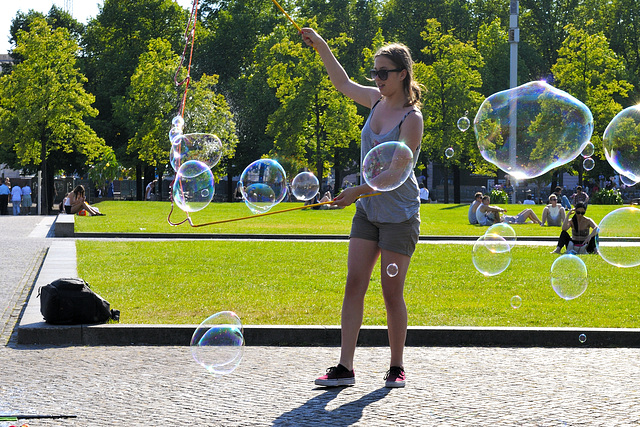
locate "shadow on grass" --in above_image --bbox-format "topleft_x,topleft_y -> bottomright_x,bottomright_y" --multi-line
438,204 -> 468,210
272,386 -> 391,426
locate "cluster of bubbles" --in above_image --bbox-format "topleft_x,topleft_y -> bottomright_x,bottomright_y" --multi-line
191,311 -> 244,375
472,223 -> 516,276
362,141 -> 414,192
581,141 -> 595,170
474,81 -> 594,180
603,105 -> 640,186
472,223 -> 516,277
237,159 -> 289,214
169,115 -> 223,212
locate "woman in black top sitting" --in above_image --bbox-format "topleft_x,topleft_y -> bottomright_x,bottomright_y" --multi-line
550,202 -> 598,254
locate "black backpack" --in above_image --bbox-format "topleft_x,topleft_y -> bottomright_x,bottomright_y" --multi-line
39,278 -> 120,324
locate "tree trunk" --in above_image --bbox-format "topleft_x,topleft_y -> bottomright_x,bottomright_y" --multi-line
136,164 -> 143,201
40,132 -> 49,215
453,165 -> 461,204
226,164 -> 234,202
443,165 -> 450,204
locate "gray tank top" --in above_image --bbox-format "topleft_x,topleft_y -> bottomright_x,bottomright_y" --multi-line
357,99 -> 421,223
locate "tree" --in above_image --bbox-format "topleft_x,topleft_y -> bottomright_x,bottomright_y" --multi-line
3,6 -> 84,74
265,26 -> 363,186
0,18 -> 112,213
415,19 -> 485,203
82,0 -> 187,161
552,23 -> 634,184
114,38 -> 238,199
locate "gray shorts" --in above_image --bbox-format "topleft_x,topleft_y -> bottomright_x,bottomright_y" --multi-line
350,207 -> 420,257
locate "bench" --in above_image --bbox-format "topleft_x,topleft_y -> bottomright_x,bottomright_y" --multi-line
54,213 -> 75,237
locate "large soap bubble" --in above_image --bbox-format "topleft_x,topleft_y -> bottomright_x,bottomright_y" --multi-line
550,254 -> 588,300
291,172 -> 319,201
172,160 -> 215,213
603,105 -> 640,183
485,222 -> 517,249
362,141 -> 414,192
191,311 -> 244,376
474,81 -> 594,180
239,159 -> 287,214
597,207 -> 640,268
170,133 -> 223,172
472,234 -> 512,276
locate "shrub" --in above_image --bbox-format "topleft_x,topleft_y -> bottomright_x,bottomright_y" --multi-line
590,188 -> 623,205
490,189 -> 509,204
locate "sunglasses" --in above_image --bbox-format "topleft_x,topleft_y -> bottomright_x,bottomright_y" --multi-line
575,211 -> 586,215
369,68 -> 403,81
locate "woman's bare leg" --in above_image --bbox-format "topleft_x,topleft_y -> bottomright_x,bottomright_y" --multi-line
380,249 -> 411,368
338,238 -> 380,370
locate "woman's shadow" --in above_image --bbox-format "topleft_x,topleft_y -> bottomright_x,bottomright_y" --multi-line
272,386 -> 391,426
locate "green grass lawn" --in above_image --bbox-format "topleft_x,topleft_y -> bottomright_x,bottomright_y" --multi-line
80,200 -> 624,237
77,240 -> 640,328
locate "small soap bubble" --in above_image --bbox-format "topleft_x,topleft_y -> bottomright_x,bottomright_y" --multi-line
172,160 -> 215,213
362,141 -> 414,192
291,172 -> 320,201
472,234 -> 512,276
169,126 -> 182,144
172,115 -> 185,129
550,254 -> 588,300
581,141 -> 594,158
510,295 -> 522,309
445,147 -> 455,159
603,105 -> 640,183
579,333 -> 587,343
597,207 -> 640,268
486,222 -> 517,248
620,174 -> 637,187
170,133 -> 223,172
386,263 -> 399,277
457,111 -> 470,132
583,157 -> 595,171
239,159 -> 287,214
191,311 -> 244,376
474,81 -> 593,180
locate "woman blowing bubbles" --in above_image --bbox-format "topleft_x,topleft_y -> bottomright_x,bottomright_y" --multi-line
301,28 -> 423,388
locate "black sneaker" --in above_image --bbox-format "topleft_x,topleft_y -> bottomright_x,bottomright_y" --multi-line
315,364 -> 355,387
384,366 -> 405,388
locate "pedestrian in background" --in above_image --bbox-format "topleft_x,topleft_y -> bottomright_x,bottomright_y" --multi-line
21,183 -> 32,215
11,183 -> 22,215
0,179 -> 9,215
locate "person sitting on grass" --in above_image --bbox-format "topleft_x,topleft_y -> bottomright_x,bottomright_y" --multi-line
476,195 -> 542,226
540,194 -> 565,227
63,185 -> 104,216
468,192 -> 483,224
551,202 -> 598,254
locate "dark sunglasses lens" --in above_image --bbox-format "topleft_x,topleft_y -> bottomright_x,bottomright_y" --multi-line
576,211 -> 585,214
370,70 -> 388,80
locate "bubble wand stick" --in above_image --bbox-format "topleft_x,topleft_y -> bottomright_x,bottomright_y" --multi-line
269,0 -> 318,52
167,192 -> 380,227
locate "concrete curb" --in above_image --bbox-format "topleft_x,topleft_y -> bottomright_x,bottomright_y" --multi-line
17,228 -> 640,347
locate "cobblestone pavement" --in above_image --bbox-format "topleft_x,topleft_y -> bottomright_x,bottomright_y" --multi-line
2,217 -> 640,426
0,216 -> 51,345
1,345 -> 640,426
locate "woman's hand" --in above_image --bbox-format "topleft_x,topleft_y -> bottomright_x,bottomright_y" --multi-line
331,187 -> 362,207
300,28 -> 323,49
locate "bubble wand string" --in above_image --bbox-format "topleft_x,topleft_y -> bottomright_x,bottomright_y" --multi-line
167,192 -> 381,227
